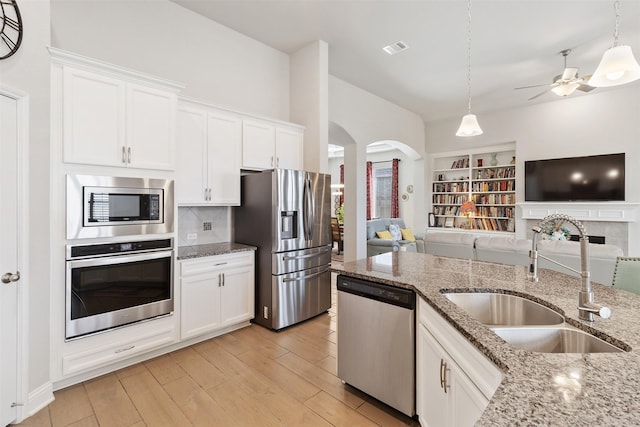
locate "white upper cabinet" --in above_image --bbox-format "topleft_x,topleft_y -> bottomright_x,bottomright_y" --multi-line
242,119 -> 276,170
63,67 -> 126,168
56,50 -> 183,171
176,100 -> 242,205
275,127 -> 304,170
242,119 -> 304,170
126,83 -> 176,170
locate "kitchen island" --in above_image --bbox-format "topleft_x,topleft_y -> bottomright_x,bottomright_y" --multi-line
332,251 -> 640,425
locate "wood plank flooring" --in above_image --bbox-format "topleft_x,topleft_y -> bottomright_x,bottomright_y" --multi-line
15,273 -> 419,427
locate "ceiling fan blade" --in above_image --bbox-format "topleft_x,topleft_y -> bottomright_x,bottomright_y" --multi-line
514,83 -> 549,90
561,67 -> 579,81
578,84 -> 596,93
528,89 -> 550,101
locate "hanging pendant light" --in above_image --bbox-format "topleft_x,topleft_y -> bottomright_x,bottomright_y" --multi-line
456,0 -> 483,137
590,0 -> 640,87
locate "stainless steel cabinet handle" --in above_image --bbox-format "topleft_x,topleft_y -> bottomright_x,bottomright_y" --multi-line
127,147 -> 132,164
276,157 -> 280,167
204,188 -> 208,200
271,156 -> 274,167
1,271 -> 20,284
122,146 -> 126,163
440,358 -> 450,393
221,272 -> 225,286
218,273 -> 222,287
208,188 -> 212,200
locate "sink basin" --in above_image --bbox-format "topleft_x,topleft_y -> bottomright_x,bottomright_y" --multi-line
491,326 -> 624,353
444,292 -> 564,326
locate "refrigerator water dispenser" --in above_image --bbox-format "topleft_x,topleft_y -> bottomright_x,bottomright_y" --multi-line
280,211 -> 298,239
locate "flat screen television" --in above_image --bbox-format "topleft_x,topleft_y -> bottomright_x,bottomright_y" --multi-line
525,153 -> 625,202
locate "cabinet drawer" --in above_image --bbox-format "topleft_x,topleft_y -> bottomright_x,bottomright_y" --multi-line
62,324 -> 175,376
181,252 -> 253,276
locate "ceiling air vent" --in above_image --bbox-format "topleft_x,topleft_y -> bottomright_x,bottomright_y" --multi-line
382,41 -> 409,55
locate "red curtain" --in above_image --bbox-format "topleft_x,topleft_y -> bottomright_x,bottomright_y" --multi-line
391,158 -> 399,218
339,164 -> 344,206
366,161 -> 373,220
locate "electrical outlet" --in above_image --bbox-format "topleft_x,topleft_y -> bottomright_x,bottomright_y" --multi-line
203,221 -> 212,231
187,233 -> 197,240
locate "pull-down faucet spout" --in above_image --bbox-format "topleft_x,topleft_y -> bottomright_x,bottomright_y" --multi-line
528,214 -> 611,322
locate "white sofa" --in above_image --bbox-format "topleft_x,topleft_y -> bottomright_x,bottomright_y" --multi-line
537,240 -> 624,285
423,232 -> 476,259
475,236 -> 532,266
422,231 -> 623,286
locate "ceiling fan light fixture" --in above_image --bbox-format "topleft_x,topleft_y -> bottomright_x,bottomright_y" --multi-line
590,45 -> 640,87
551,82 -> 580,97
590,1 -> 640,87
456,114 -> 483,136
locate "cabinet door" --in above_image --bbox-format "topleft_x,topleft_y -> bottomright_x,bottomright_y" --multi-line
275,127 -> 303,170
63,66 -> 126,167
242,120 -> 275,170
219,261 -> 254,326
450,364 -> 489,427
180,272 -> 222,339
127,83 -> 176,170
417,324 -> 450,427
176,106 -> 208,204
208,112 -> 242,205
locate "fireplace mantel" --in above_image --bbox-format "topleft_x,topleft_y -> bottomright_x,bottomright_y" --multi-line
518,202 -> 640,223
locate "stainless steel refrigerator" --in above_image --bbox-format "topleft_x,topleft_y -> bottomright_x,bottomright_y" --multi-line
234,169 -> 332,330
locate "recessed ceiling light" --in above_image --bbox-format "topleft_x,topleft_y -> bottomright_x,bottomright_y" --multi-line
382,41 -> 409,55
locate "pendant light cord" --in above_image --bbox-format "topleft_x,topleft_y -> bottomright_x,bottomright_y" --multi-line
612,0 -> 620,47
466,0 -> 472,114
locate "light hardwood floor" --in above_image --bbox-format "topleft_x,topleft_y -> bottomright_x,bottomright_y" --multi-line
16,272 -> 419,427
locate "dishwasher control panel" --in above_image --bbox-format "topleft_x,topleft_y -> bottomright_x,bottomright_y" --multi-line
336,275 -> 415,309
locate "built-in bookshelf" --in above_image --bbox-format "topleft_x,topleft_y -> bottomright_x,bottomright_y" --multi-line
430,148 -> 516,233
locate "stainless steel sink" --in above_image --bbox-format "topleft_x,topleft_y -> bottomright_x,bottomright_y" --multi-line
444,292 -> 564,326
491,326 -> 624,353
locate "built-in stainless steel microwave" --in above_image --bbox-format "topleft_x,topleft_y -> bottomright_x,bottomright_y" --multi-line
67,175 -> 174,239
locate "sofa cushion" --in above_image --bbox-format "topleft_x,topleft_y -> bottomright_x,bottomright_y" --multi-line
538,240 -> 623,259
475,236 -> 531,252
388,224 -> 402,241
425,232 -> 476,246
401,228 -> 416,242
366,218 -> 407,240
376,230 -> 392,240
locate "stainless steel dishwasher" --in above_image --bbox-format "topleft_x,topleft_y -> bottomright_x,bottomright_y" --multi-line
337,275 -> 416,417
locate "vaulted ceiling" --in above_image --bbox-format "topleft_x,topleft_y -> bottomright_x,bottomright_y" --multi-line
173,0 -> 640,122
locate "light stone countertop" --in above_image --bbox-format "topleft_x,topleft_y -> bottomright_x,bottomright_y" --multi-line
331,251 -> 640,425
177,242 -> 256,260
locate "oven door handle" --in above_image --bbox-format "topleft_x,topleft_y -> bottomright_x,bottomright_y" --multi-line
66,249 -> 173,268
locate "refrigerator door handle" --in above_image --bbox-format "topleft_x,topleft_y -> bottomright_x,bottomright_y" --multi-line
282,248 -> 330,261
303,176 -> 315,242
282,267 -> 330,283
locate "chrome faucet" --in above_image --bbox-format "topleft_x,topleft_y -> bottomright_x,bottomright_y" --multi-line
528,214 -> 611,322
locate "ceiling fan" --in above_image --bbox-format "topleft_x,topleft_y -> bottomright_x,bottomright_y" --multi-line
515,49 -> 596,100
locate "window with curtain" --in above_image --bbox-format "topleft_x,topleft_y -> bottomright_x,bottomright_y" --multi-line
372,162 -> 392,218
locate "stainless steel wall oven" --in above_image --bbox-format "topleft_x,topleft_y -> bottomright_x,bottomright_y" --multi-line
66,174 -> 174,239
65,238 -> 174,340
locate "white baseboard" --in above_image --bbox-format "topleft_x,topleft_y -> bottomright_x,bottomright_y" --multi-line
18,382 -> 54,423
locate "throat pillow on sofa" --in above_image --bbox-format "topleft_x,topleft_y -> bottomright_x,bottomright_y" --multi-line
388,224 -> 402,241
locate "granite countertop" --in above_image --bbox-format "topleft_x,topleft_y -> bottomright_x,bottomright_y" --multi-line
332,251 -> 640,425
177,242 -> 256,260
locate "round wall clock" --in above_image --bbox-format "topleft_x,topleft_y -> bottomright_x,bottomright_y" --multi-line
0,0 -> 23,60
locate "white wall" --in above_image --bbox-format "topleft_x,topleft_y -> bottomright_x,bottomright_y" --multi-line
51,0 -> 290,121
290,41 -> 329,173
0,0 -> 52,413
328,75 -> 426,260
426,86 -> 640,250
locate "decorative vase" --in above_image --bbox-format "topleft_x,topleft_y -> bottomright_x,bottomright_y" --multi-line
490,153 -> 498,166
510,156 -> 516,165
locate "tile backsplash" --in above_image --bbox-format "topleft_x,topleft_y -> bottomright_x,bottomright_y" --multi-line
178,206 -> 231,247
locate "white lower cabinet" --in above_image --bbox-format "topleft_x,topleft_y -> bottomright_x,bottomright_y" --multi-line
180,251 -> 255,339
417,298 -> 503,427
